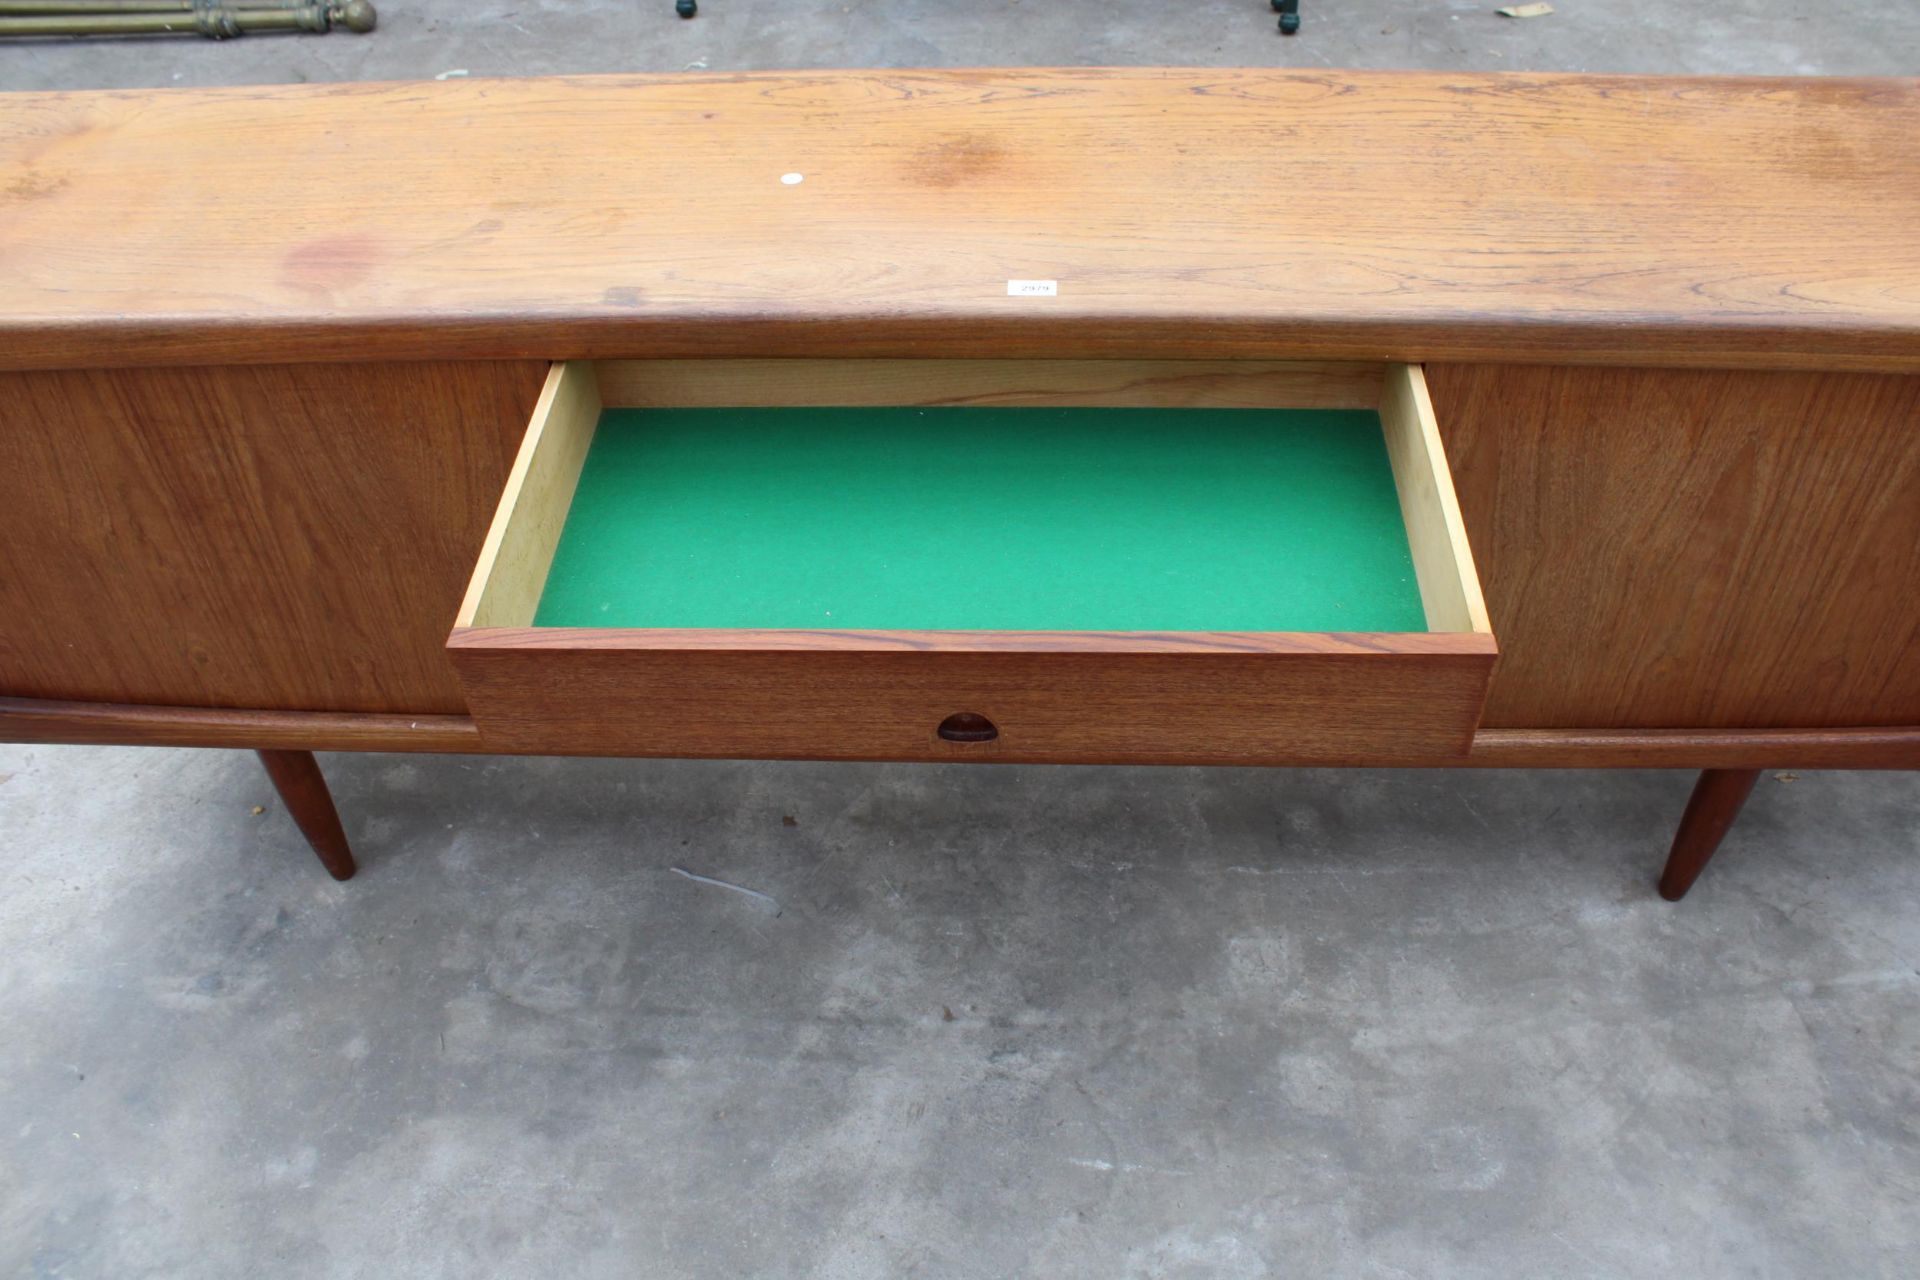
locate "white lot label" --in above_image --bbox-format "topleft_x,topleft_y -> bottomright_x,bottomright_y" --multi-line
1006,279 -> 1059,297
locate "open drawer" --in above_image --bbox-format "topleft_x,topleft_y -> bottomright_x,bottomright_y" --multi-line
448,360 -> 1496,765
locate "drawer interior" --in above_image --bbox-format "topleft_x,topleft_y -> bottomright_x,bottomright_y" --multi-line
456,359 -> 1490,639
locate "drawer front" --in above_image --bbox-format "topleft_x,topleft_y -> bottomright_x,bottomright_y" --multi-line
448,630 -> 1495,764
449,359 -> 1496,764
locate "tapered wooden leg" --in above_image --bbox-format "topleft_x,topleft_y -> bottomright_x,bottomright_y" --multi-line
256,749 -> 357,881
1658,768 -> 1760,901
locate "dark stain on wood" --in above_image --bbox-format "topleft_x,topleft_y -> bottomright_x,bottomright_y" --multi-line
909,133 -> 1006,188
4,169 -> 69,201
279,233 -> 386,296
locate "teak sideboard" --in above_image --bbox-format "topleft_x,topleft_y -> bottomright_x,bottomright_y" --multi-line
3,70 -> 1917,898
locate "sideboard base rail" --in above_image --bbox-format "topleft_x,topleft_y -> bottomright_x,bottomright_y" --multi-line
3,698 -> 1917,769
4,697 -> 1913,894
0,698 -> 481,753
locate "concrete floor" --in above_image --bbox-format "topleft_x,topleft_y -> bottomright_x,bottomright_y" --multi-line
3,3 -> 1919,1277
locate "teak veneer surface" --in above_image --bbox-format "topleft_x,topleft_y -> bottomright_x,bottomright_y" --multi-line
0,362 -> 546,712
444,633 -> 1497,764
1430,364 -> 1920,729
3,70 -> 1919,371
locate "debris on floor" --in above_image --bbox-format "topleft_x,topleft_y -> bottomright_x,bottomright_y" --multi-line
1498,3 -> 1554,15
670,865 -> 783,915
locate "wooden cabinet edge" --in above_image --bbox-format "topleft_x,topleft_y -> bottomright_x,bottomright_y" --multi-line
0,698 -> 481,753
5,697 -> 1917,769
6,323 -> 1920,378
1464,728 -> 1920,770
445,627 -> 1501,656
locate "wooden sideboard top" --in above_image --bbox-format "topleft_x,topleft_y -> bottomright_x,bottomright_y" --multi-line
2,68 -> 1918,371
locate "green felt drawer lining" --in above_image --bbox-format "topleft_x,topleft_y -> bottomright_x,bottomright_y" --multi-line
531,405 -> 1428,633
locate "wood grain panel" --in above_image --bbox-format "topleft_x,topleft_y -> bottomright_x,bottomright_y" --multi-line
3,71 -> 1918,372
447,629 -> 1496,765
0,362 -> 546,712
1431,365 -> 1920,729
593,359 -> 1384,409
